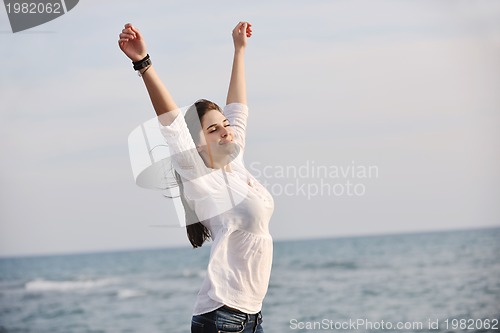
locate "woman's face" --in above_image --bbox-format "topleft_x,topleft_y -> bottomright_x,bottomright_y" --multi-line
197,109 -> 237,167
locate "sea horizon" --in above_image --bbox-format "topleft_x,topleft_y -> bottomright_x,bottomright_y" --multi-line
1,224 -> 498,260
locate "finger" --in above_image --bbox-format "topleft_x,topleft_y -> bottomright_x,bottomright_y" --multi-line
122,28 -> 136,38
235,21 -> 246,34
119,32 -> 135,39
129,25 -> 142,39
119,36 -> 133,42
243,21 -> 252,30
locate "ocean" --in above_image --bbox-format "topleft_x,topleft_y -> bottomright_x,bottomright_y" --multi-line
0,227 -> 499,333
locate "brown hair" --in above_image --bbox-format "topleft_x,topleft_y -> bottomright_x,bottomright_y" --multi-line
175,99 -> 222,248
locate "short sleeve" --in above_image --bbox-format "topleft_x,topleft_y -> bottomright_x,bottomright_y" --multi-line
224,103 -> 248,151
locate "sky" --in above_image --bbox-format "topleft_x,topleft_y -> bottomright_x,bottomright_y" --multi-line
1,0 -> 499,257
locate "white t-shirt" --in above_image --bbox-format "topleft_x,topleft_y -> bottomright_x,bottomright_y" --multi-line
158,103 -> 274,315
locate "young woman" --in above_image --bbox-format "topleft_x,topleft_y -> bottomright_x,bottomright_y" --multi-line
118,22 -> 274,333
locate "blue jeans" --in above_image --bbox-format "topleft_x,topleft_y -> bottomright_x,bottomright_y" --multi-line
191,305 -> 264,333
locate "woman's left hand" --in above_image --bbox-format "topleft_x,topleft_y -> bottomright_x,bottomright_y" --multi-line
232,21 -> 252,50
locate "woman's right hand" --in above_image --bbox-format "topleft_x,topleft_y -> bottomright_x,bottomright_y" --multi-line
118,23 -> 148,62
232,21 -> 252,51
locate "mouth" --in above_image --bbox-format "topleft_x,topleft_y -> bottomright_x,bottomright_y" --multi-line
219,138 -> 233,145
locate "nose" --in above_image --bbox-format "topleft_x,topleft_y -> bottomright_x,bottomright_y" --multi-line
221,126 -> 229,138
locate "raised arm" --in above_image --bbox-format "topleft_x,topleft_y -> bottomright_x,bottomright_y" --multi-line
226,22 -> 252,105
118,23 -> 179,125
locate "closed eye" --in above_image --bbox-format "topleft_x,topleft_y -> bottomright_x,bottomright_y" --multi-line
208,119 -> 231,133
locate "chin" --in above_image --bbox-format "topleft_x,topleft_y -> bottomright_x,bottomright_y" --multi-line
220,142 -> 239,158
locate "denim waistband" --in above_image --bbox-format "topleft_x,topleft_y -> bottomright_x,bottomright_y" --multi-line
193,305 -> 262,333
217,305 -> 262,333
219,305 -> 261,318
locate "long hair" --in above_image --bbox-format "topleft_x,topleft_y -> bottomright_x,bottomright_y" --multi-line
176,99 -> 223,248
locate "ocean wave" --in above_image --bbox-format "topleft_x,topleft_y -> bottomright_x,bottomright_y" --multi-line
180,269 -> 206,278
116,289 -> 147,299
292,260 -> 358,270
24,278 -> 118,292
160,269 -> 207,279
